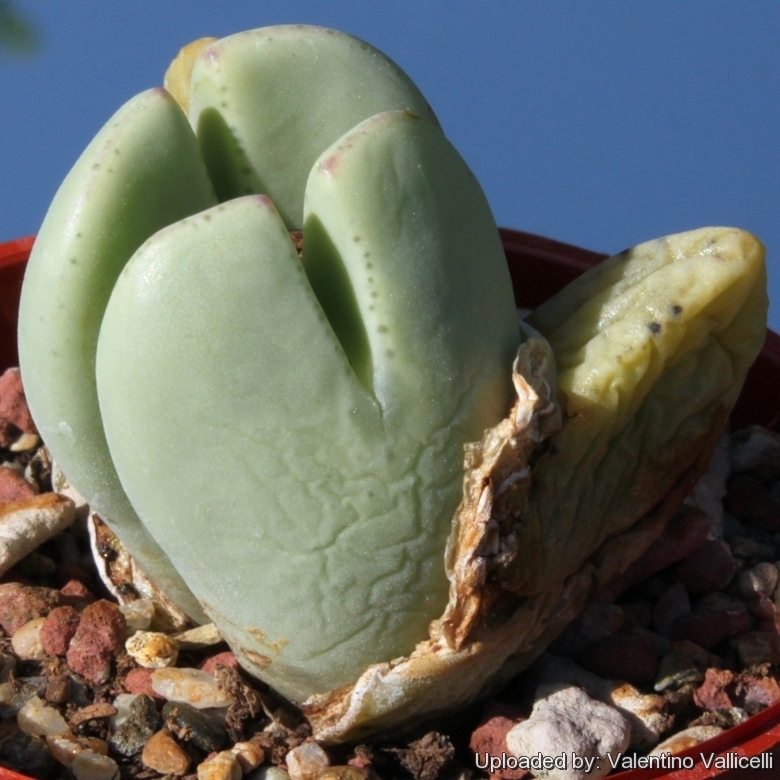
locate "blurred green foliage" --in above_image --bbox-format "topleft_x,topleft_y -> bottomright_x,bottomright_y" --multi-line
0,1 -> 40,56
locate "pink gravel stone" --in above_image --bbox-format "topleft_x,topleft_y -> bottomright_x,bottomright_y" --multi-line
0,466 -> 37,503
40,605 -> 81,656
0,368 -> 36,434
469,704 -> 528,780
736,672 -> 780,708
675,540 -> 736,594
348,755 -> 372,769
580,633 -> 658,684
693,668 -> 735,710
56,562 -> 94,587
670,609 -> 752,648
59,578 -> 95,605
0,582 -> 60,635
199,651 -> 239,674
124,667 -> 165,701
66,600 -> 127,684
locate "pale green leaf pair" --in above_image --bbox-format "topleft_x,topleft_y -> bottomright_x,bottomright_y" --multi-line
18,26 -> 519,700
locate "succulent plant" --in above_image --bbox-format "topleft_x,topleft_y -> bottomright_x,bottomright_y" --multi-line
17,24 -> 767,743
18,24 -> 518,703
17,25 -> 456,630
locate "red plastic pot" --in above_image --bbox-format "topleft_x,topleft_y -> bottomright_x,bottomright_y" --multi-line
1,231 -> 779,779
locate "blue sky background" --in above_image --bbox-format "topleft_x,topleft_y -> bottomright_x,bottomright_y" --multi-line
2,1 -> 779,328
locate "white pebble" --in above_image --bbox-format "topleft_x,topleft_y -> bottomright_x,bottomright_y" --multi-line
47,734 -> 108,768
247,769 -> 291,780
649,725 -> 723,756
0,682 -> 15,709
109,693 -> 140,729
10,432 -> 40,452
731,426 -> 780,473
246,766 -> 290,780
0,493 -> 75,577
119,599 -> 155,634
174,622 -> 223,650
151,667 -> 234,709
527,654 -> 671,750
506,685 -> 630,780
11,617 -> 47,661
72,751 -> 120,780
126,631 -> 179,668
286,742 -> 331,780
17,695 -> 69,736
739,562 -> 779,598
198,750 -> 242,780
47,733 -> 84,768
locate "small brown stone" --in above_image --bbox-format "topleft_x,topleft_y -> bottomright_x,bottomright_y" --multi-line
44,675 -> 71,704
670,609 -> 751,648
675,540 -> 736,594
0,582 -> 60,635
385,731 -> 455,780
318,768 -> 371,780
69,702 -> 118,727
141,728 -> 191,775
